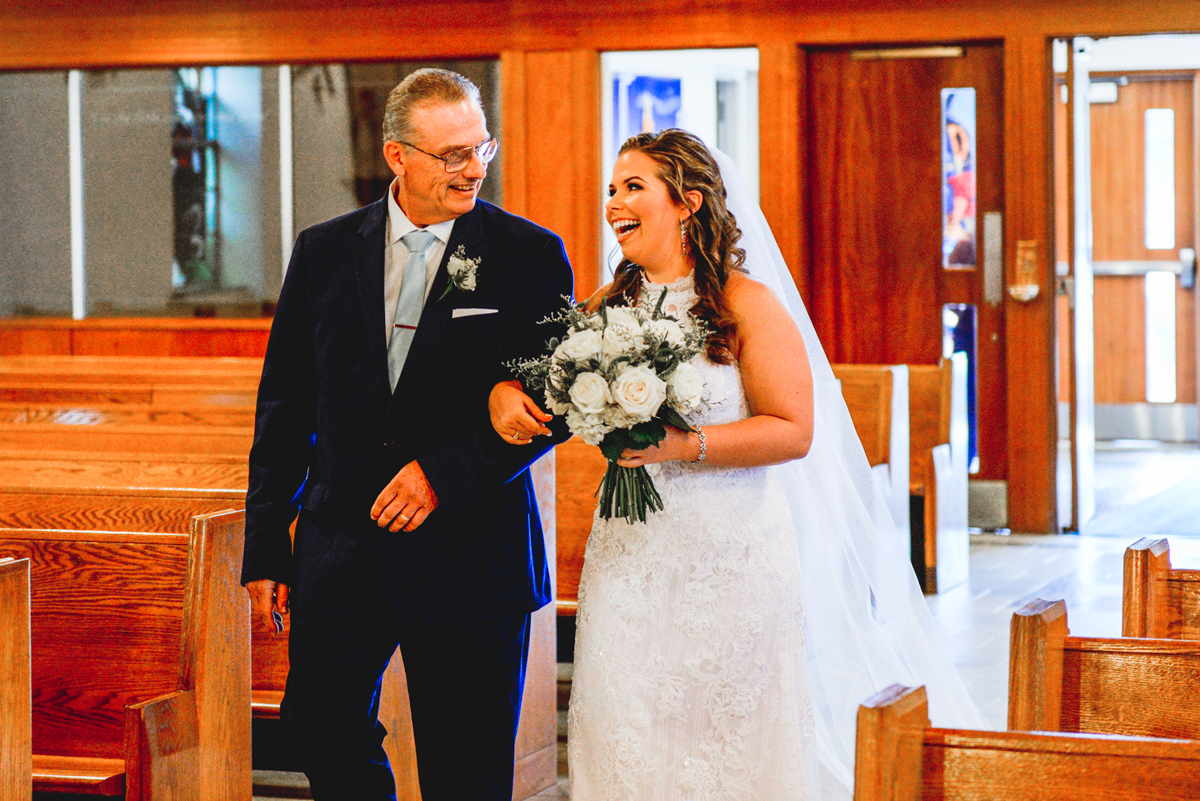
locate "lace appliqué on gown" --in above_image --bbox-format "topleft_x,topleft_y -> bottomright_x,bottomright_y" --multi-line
568,275 -> 815,800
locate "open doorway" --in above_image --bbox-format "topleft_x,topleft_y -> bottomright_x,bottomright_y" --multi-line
1056,35 -> 1200,535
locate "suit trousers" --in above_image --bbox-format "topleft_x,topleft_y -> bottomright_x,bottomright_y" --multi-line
280,515 -> 532,801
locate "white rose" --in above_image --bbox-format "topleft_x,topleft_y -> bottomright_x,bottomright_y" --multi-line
601,307 -> 646,357
610,365 -> 667,421
667,363 -> 704,411
569,371 -> 611,415
555,328 -> 603,364
544,387 -> 570,416
566,407 -> 613,446
646,318 -> 685,347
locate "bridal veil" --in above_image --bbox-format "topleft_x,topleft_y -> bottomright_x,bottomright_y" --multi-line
707,147 -> 986,799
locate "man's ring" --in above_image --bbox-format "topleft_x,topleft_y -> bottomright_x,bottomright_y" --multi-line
398,514 -> 410,523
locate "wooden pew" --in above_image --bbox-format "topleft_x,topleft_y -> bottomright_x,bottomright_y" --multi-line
0,355 -> 263,384
0,421 -> 253,455
0,511 -> 250,800
855,683 -> 1200,801
907,353 -> 968,594
0,450 -> 249,491
1123,537 -> 1200,639
0,556 -> 32,801
1009,597 -> 1200,738
554,436 -> 607,615
0,485 -> 245,532
0,318 -> 271,359
831,364 -> 910,552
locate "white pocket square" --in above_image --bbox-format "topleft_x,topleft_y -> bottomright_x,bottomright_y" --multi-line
452,308 -> 499,318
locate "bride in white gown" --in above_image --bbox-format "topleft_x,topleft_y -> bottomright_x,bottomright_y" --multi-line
490,129 -> 983,800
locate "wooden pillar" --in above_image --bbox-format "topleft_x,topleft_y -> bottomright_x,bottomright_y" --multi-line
1003,35 -> 1059,533
502,49 -> 602,299
758,42 -> 808,300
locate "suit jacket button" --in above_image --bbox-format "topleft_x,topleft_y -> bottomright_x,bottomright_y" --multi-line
382,437 -> 395,447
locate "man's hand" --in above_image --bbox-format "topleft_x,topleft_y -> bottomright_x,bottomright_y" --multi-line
371,460 -> 439,532
490,380 -> 553,445
246,578 -> 289,634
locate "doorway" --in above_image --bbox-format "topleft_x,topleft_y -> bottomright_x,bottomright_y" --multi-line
1056,35 -> 1200,533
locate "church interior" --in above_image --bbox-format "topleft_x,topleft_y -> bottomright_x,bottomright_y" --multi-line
1,1 -> 1199,798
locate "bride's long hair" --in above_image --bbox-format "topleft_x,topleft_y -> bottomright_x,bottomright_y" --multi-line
603,129 -> 746,365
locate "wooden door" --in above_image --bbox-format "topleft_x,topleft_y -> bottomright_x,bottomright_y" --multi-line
806,44 -> 1006,479
1089,72 -> 1197,415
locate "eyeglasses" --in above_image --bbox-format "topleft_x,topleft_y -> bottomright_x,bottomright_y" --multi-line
399,138 -> 499,173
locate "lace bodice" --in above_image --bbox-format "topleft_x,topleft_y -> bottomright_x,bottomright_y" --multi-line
568,271 -> 814,800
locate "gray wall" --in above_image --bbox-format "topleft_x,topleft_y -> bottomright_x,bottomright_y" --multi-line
0,72 -> 72,316
81,69 -> 175,314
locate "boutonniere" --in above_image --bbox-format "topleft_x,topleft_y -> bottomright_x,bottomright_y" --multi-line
438,245 -> 481,301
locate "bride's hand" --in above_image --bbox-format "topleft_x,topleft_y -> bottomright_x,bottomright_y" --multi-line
617,426 -> 697,467
490,380 -> 553,445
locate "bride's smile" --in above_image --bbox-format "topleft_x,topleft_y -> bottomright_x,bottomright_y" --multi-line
606,150 -> 698,283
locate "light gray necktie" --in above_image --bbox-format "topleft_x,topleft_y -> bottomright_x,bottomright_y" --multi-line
387,230 -> 437,391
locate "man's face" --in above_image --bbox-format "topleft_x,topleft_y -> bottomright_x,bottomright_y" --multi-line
385,99 -> 489,226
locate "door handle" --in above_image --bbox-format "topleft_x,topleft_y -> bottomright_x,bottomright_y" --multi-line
1181,248 -> 1197,290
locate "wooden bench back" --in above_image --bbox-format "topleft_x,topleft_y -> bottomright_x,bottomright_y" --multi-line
0,510 -> 250,799
0,422 -> 253,456
0,556 -> 32,801
0,450 -> 249,490
1009,597 -> 1200,739
0,355 -> 263,384
1123,537 -> 1200,639
0,527 -> 191,760
856,683 -> 1200,801
907,361 -> 951,492
0,485 -> 245,533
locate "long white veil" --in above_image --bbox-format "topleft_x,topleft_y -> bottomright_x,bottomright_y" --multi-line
708,148 -> 986,798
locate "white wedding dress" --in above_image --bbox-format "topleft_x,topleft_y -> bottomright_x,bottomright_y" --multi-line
570,275 -> 815,801
568,147 -> 984,801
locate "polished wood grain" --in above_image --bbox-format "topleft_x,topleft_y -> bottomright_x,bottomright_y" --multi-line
806,43 -> 1009,485
0,487 -> 242,532
1003,34 -> 1057,533
759,42 -> 807,299
0,319 -> 271,358
503,49 -> 601,299
0,404 -> 255,428
0,557 -> 31,801
830,365 -> 895,467
0,423 -> 253,456
1123,537 -> 1200,640
29,754 -> 125,795
0,355 -> 262,385
179,510 -> 252,801
858,682 -> 1200,801
124,690 -> 200,801
1010,597 -> 1200,740
0,451 -> 248,491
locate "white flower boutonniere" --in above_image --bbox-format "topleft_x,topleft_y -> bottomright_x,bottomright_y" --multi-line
439,245 -> 481,301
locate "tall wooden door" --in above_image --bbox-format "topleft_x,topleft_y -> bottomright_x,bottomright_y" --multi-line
1089,71 -> 1197,431
806,44 -> 1006,480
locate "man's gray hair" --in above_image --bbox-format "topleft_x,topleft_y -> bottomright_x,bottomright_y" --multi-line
382,68 -> 483,145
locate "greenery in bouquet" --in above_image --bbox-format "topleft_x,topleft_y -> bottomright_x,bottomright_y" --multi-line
507,289 -> 709,523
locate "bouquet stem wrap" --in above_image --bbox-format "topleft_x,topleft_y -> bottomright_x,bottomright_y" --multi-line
596,422 -> 674,523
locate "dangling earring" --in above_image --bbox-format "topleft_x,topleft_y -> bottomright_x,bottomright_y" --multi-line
680,218 -> 690,256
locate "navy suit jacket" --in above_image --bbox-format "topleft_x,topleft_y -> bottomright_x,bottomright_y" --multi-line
241,197 -> 574,623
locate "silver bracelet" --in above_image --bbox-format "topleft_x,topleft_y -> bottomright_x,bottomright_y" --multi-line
693,426 -> 707,462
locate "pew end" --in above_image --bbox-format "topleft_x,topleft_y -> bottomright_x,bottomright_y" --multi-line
0,557 -> 31,801
1010,596 -> 1200,740
857,683 -> 1200,801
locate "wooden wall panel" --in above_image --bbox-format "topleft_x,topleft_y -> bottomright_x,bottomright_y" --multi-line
501,50 -> 601,299
0,319 -> 271,357
759,42 -> 807,300
1004,34 -> 1057,533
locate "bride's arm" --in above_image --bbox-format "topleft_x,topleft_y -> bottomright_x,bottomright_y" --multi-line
617,273 -> 814,468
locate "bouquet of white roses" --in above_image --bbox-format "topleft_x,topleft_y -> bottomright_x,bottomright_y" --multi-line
508,289 -> 708,524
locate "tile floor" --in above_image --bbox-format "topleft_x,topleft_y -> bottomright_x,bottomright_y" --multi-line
253,441 -> 1200,799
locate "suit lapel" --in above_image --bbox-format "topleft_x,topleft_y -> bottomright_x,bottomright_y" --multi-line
354,198 -> 391,400
388,203 -> 484,411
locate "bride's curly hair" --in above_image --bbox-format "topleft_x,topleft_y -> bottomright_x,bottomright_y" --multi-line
602,129 -> 746,365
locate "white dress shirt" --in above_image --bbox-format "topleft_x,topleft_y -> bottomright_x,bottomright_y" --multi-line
384,179 -> 457,347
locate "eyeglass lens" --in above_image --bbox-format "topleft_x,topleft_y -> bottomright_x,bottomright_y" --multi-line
443,139 -> 498,171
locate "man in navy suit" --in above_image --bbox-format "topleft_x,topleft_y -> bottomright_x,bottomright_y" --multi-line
241,68 -> 573,801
